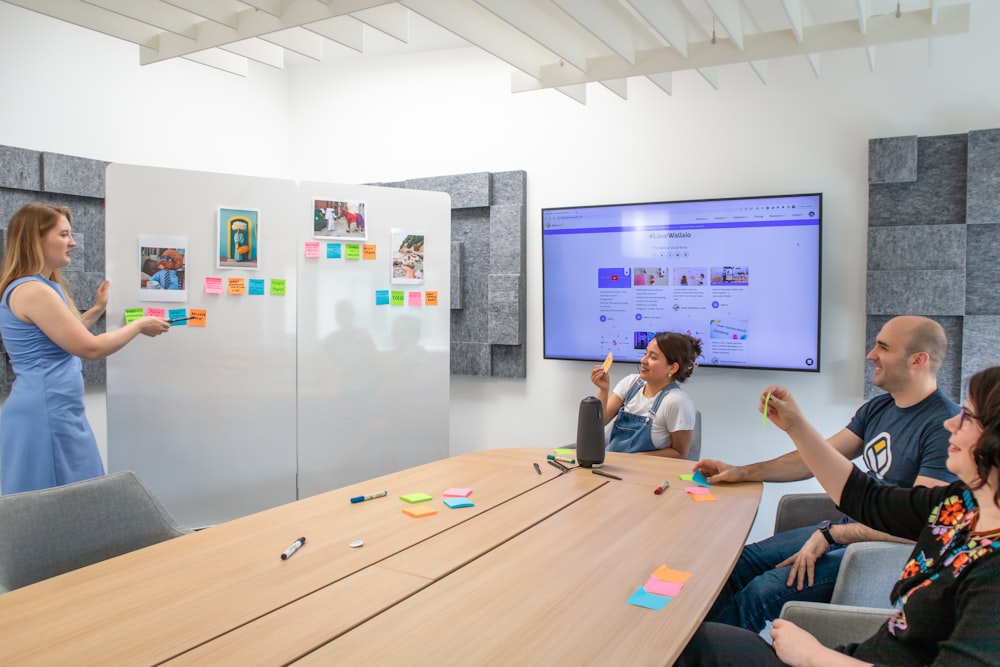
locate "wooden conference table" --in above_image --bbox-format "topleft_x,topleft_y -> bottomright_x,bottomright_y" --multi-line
0,449 -> 761,666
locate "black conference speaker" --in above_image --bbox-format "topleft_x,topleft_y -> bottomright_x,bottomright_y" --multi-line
576,396 -> 605,468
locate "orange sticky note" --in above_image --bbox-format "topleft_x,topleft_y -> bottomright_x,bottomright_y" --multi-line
425,291 -> 439,306
227,278 -> 247,295
362,244 -> 376,260
690,493 -> 718,502
189,309 -> 207,327
403,505 -> 438,518
652,565 -> 692,584
602,352 -> 613,373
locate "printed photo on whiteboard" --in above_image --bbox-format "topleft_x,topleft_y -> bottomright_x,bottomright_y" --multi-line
313,198 -> 367,241
138,235 -> 188,303
391,229 -> 425,285
218,207 -> 259,270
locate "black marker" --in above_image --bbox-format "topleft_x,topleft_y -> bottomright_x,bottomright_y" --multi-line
533,462 -> 542,475
168,316 -> 194,324
547,459 -> 567,474
280,536 -> 306,560
592,469 -> 622,480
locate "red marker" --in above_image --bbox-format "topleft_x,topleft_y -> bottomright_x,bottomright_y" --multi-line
653,480 -> 670,494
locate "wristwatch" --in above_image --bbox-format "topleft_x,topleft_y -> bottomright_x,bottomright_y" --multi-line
817,519 -> 839,547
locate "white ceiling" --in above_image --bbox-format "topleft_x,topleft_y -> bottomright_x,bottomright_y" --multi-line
3,0 -> 972,104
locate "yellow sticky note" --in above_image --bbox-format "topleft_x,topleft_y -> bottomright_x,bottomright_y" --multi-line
403,505 -> 437,518
652,565 -> 692,584
602,352 -> 613,374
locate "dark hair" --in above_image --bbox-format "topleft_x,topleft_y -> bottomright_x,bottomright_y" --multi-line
968,366 -> 1000,509
652,332 -> 702,383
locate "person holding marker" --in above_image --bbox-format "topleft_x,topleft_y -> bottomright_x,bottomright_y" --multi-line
0,203 -> 170,495
678,366 -> 1000,667
694,316 -> 958,633
589,331 -> 702,459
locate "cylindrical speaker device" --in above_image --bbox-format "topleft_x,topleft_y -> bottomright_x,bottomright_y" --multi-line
576,396 -> 606,468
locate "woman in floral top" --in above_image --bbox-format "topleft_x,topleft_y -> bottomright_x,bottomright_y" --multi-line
677,366 -> 1000,666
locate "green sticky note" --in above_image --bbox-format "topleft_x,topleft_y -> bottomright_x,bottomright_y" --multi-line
553,448 -> 574,456
679,474 -> 694,481
400,493 -> 433,504
124,308 -> 144,324
270,279 -> 286,296
345,244 -> 361,260
390,291 -> 405,306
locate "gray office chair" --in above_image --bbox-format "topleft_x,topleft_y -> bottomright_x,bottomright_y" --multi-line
773,492 -> 846,534
0,471 -> 191,594
685,410 -> 702,461
779,541 -> 911,648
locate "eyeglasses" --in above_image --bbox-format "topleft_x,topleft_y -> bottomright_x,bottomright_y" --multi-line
958,407 -> 979,430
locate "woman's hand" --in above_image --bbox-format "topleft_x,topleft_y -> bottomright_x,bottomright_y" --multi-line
136,316 -> 170,337
590,364 -> 610,392
771,619 -> 870,667
93,280 -> 110,312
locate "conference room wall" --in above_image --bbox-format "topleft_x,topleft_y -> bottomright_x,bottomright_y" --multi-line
3,2 -> 1000,541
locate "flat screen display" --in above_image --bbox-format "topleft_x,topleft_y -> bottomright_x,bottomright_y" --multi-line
542,193 -> 822,372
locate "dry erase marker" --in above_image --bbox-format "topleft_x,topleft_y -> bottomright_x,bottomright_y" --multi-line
547,454 -> 576,464
592,469 -> 622,480
350,490 -> 388,504
548,459 -> 567,474
168,316 -> 193,324
654,480 -> 670,494
533,462 -> 542,475
280,536 -> 306,560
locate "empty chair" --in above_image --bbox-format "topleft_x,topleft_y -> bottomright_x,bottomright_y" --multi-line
773,492 -> 846,534
684,410 -> 702,461
0,470 -> 191,593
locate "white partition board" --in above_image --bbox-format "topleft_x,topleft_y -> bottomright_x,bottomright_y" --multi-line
105,164 -> 450,526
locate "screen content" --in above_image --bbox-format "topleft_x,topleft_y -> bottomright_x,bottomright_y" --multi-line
542,193 -> 822,372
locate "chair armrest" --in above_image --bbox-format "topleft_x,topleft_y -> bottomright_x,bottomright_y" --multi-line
830,541 -> 910,606
773,493 -> 845,534
779,601 -> 892,648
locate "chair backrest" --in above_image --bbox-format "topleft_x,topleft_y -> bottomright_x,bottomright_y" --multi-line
685,410 -> 702,461
831,541 -> 912,607
0,471 -> 191,593
773,492 -> 846,534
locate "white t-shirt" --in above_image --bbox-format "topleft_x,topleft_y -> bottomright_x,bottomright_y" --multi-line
605,374 -> 696,450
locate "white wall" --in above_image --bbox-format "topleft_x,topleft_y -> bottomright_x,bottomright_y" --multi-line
3,1 -> 999,541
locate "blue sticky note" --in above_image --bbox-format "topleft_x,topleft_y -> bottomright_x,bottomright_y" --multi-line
443,498 -> 474,509
326,243 -> 342,259
248,279 -> 265,295
375,290 -> 390,305
692,470 -> 712,487
167,308 -> 188,325
627,587 -> 672,610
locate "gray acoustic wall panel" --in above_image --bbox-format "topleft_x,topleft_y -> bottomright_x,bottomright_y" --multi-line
866,130 -> 1000,402
868,135 -> 917,184
966,128 -> 1000,225
451,241 -> 463,309
0,145 -> 108,393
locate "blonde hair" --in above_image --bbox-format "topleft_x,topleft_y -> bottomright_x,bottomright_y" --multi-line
0,203 -> 80,315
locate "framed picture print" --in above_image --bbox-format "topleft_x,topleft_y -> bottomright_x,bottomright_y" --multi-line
218,207 -> 259,269
313,198 -> 367,241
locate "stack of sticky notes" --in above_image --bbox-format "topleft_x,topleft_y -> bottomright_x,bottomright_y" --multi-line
680,470 -> 718,502
443,488 -> 474,509
627,564 -> 693,610
400,492 -> 437,518
553,448 -> 574,457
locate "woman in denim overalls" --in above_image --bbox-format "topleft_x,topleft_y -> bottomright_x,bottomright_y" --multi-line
589,332 -> 702,458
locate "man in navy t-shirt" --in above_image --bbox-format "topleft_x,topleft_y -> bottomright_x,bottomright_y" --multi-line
694,315 -> 958,632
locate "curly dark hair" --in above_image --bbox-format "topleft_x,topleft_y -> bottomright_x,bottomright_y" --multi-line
967,366 -> 1000,509
652,332 -> 703,383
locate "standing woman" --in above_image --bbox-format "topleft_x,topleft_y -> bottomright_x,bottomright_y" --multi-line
0,203 -> 170,495
590,331 -> 702,458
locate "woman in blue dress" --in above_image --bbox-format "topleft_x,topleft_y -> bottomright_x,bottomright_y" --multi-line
0,203 -> 171,494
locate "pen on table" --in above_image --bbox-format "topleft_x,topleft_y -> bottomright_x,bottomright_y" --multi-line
280,536 -> 306,560
168,316 -> 194,323
350,489 -> 388,503
592,469 -> 622,480
654,480 -> 670,494
533,462 -> 542,475
547,459 -> 567,473
546,454 -> 576,464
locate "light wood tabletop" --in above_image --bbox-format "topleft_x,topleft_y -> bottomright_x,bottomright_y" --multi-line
0,449 -> 761,666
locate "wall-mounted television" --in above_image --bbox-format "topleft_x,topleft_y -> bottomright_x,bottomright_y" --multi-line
542,193 -> 822,372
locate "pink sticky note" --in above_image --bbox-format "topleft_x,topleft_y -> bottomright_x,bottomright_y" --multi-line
408,291 -> 423,306
146,308 -> 166,318
442,488 -> 473,498
204,276 -> 223,294
304,241 -> 321,258
644,576 -> 684,597
685,486 -> 711,495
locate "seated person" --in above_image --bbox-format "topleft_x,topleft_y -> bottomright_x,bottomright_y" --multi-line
695,315 -> 957,632
677,366 -> 1000,667
589,331 -> 701,458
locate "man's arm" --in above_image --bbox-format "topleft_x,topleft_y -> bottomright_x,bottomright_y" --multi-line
694,429 -> 864,484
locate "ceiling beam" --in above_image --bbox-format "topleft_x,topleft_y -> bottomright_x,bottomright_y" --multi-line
705,0 -> 745,50
474,0 -> 590,72
302,15 -> 365,53
551,0 -> 637,65
623,0 -> 704,59
351,4 -> 409,43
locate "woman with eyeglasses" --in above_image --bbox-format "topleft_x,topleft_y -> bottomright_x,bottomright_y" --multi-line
676,366 -> 1000,666
0,203 -> 170,495
589,331 -> 702,459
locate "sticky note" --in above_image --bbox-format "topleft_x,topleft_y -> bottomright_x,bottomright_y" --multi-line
652,565 -> 692,584
400,493 -> 433,504
204,277 -> 223,294
685,486 -> 711,495
408,291 -> 422,306
403,505 -> 437,518
189,309 -> 207,327
167,308 -> 187,325
345,244 -> 360,260
304,241 -> 321,258
390,291 -> 404,306
443,488 -> 472,498
443,498 -> 474,509
124,308 -> 143,324
270,279 -> 286,296
375,290 -> 390,305
248,279 -> 265,295
553,449 -> 574,456
227,278 -> 247,295
627,588 -> 671,611
679,474 -> 694,481
644,576 -> 684,597
691,493 -> 718,502
146,308 -> 166,318
326,243 -> 342,259
762,390 -> 772,426
692,470 -> 712,487
425,291 -> 438,306
602,352 -> 613,373
362,244 -> 376,260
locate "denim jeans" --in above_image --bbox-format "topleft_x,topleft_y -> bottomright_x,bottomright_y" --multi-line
705,525 -> 846,632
